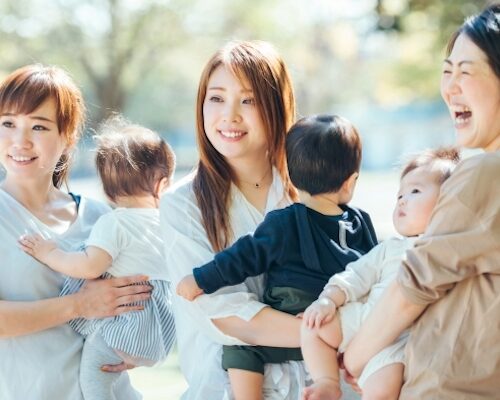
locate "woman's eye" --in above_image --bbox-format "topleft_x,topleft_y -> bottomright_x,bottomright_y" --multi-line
1,121 -> 14,128
208,96 -> 223,103
242,98 -> 255,105
33,125 -> 48,131
442,69 -> 451,75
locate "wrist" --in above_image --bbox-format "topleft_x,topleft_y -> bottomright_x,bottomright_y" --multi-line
318,296 -> 337,310
68,292 -> 83,319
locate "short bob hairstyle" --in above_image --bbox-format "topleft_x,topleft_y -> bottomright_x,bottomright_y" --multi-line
0,64 -> 85,187
286,114 -> 362,195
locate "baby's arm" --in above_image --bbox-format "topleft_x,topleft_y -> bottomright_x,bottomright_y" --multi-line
19,234 -> 111,279
302,285 -> 346,329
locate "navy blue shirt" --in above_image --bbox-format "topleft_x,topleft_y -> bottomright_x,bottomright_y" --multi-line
194,203 -> 378,298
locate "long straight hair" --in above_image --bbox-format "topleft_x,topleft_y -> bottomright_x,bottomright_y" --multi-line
0,64 -> 85,188
193,41 -> 297,251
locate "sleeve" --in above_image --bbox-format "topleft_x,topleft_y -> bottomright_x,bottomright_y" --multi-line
193,213 -> 284,294
160,185 -> 268,345
85,212 -> 124,259
398,155 -> 500,305
326,240 -> 387,302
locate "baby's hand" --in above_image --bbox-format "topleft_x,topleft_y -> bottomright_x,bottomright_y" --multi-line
18,233 -> 57,264
302,297 -> 337,329
176,275 -> 204,301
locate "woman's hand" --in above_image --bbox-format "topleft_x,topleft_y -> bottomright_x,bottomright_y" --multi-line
101,362 -> 135,373
176,274 -> 204,301
302,297 -> 337,329
73,275 -> 152,319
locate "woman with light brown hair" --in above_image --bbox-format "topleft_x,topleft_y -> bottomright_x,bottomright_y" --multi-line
160,41 -> 309,399
0,64 -> 150,399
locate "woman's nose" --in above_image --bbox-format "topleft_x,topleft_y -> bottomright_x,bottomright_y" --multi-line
12,127 -> 33,148
441,71 -> 461,99
222,102 -> 241,123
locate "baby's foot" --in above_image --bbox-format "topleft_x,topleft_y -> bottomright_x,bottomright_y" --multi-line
302,377 -> 342,400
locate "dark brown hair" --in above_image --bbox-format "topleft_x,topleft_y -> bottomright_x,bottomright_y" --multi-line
286,114 -> 362,195
193,40 -> 297,251
400,147 -> 461,183
95,115 -> 175,202
446,4 -> 500,79
0,64 -> 85,187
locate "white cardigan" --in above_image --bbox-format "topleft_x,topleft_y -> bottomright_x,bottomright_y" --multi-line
160,170 -> 309,400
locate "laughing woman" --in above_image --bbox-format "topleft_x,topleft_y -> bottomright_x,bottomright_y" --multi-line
344,4 -> 500,398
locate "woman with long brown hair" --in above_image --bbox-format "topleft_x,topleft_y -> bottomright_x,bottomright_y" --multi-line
160,41 -> 309,399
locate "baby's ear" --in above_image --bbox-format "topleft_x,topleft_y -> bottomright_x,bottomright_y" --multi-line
343,172 -> 359,193
155,177 -> 170,197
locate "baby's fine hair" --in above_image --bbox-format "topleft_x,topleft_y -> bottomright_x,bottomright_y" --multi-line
95,115 -> 175,202
400,147 -> 461,183
286,114 -> 362,195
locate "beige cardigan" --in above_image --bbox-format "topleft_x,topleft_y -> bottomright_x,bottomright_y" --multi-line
398,151 -> 500,399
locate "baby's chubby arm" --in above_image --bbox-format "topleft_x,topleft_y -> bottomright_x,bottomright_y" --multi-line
302,285 -> 347,329
18,233 -> 111,279
177,274 -> 204,301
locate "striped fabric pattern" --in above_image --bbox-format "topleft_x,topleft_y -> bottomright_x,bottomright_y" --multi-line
61,274 -> 176,363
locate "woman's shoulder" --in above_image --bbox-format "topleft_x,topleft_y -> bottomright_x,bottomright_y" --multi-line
456,151 -> 500,175
438,152 -> 499,216
160,172 -> 201,223
163,172 -> 196,202
444,152 -> 499,195
79,196 -> 111,218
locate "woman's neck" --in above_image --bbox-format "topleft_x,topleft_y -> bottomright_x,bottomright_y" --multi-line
228,156 -> 274,214
0,176 -> 60,212
229,156 -> 273,189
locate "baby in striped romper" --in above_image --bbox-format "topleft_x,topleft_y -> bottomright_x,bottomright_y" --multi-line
19,116 -> 176,400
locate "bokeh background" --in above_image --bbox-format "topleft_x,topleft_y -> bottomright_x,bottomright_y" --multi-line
0,0 -> 491,398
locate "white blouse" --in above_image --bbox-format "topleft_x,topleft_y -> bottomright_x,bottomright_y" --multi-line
0,189 -> 140,400
160,170 -> 309,400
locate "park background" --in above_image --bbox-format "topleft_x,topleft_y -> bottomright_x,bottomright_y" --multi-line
0,0 -> 491,398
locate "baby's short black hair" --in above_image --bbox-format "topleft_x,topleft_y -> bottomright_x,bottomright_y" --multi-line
286,114 -> 362,195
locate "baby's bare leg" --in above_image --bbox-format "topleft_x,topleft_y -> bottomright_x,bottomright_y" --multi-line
228,369 -> 264,400
301,315 -> 343,400
361,363 -> 403,400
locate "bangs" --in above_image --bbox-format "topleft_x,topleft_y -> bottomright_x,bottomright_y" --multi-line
0,73 -> 54,115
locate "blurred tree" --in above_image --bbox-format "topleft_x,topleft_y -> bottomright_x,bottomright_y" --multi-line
0,0 -> 190,124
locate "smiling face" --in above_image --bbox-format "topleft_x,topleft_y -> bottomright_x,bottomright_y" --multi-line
0,97 -> 68,184
393,166 -> 442,237
441,33 -> 500,151
202,65 -> 268,166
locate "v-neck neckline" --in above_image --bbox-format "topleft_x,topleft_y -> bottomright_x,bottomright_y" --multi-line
0,187 -> 83,237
